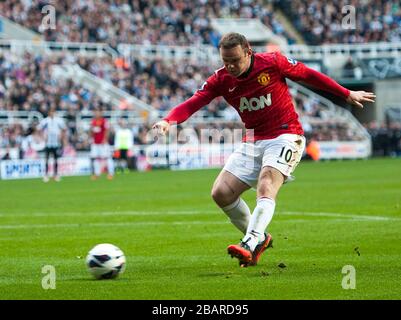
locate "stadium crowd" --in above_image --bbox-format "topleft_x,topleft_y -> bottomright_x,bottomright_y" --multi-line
2,116 -> 400,161
0,47 -> 372,160
364,120 -> 401,157
0,0 -> 399,167
279,0 -> 401,45
0,0 -> 294,45
2,0 -> 400,46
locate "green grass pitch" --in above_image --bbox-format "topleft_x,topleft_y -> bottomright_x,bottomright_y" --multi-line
0,158 -> 400,300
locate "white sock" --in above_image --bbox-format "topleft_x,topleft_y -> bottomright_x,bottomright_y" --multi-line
243,197 -> 276,251
222,198 -> 251,234
107,158 -> 115,175
94,159 -> 101,176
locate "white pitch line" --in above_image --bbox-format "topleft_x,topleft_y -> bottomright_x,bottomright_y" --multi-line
279,211 -> 397,221
0,219 -> 373,230
0,220 -> 228,230
0,210 -> 209,217
0,211 -> 399,230
0,210 -> 399,221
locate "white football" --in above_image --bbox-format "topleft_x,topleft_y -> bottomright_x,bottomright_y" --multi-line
86,243 -> 126,279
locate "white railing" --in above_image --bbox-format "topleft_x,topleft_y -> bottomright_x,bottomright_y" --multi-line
119,42 -> 401,63
0,39 -> 118,58
268,42 -> 401,60
1,39 -> 401,64
0,110 -> 43,125
0,15 -> 40,41
288,80 -> 371,142
118,43 -> 219,63
51,64 -> 157,118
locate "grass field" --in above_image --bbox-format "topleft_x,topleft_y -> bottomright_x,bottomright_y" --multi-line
0,158 -> 400,300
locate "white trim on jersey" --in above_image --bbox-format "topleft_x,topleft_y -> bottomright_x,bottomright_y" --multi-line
214,66 -> 225,75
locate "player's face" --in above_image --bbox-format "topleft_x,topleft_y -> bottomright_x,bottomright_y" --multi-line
220,45 -> 252,77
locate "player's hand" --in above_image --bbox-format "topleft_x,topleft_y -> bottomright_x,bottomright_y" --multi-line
152,120 -> 170,136
346,91 -> 376,108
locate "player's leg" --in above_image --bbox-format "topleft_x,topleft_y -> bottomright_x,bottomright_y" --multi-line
90,144 -> 101,179
121,149 -> 129,173
103,144 -> 114,179
230,134 -> 306,266
244,166 -> 283,247
212,142 -> 260,234
211,169 -> 252,234
240,165 -> 282,253
246,135 -> 305,246
227,166 -> 280,266
90,157 -> 96,178
53,148 -> 61,181
43,147 -> 50,182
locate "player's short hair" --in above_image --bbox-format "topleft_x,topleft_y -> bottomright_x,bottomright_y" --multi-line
218,33 -> 250,50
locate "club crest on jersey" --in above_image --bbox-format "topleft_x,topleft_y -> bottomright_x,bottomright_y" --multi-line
257,72 -> 270,86
239,93 -> 272,113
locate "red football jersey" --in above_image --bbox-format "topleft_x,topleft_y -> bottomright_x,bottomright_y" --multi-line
164,51 -> 350,141
91,118 -> 109,144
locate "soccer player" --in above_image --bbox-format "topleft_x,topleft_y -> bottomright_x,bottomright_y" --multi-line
38,107 -> 66,182
90,108 -> 114,180
113,118 -> 133,173
152,33 -> 375,267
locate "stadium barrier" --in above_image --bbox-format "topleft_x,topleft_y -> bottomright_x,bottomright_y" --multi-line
138,140 -> 372,171
0,158 -> 91,180
0,139 -> 372,180
0,110 -> 43,125
315,141 -> 372,160
0,39 -> 117,57
51,64 -> 156,119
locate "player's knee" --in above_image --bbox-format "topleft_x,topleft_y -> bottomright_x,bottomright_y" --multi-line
259,172 -> 274,186
257,168 -> 283,198
258,183 -> 275,198
211,185 -> 231,207
211,186 -> 222,203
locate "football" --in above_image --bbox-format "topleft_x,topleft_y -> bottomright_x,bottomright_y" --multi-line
86,243 -> 126,279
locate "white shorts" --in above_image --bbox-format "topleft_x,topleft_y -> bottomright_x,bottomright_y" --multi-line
90,144 -> 111,159
223,134 -> 306,188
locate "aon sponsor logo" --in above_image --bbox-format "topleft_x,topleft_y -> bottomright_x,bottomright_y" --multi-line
239,93 -> 271,112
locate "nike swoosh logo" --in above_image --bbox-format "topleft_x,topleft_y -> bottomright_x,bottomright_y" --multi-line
229,87 -> 237,92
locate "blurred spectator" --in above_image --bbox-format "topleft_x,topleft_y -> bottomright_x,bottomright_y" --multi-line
113,118 -> 134,172
90,108 -> 114,180
0,49 -> 396,160
364,120 -> 401,156
342,56 -> 363,80
278,0 -> 401,45
37,107 -> 66,182
0,0 -> 293,46
21,126 -> 45,159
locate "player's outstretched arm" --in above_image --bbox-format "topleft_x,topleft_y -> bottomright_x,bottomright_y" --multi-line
346,91 -> 376,109
151,74 -> 219,136
152,120 -> 170,136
